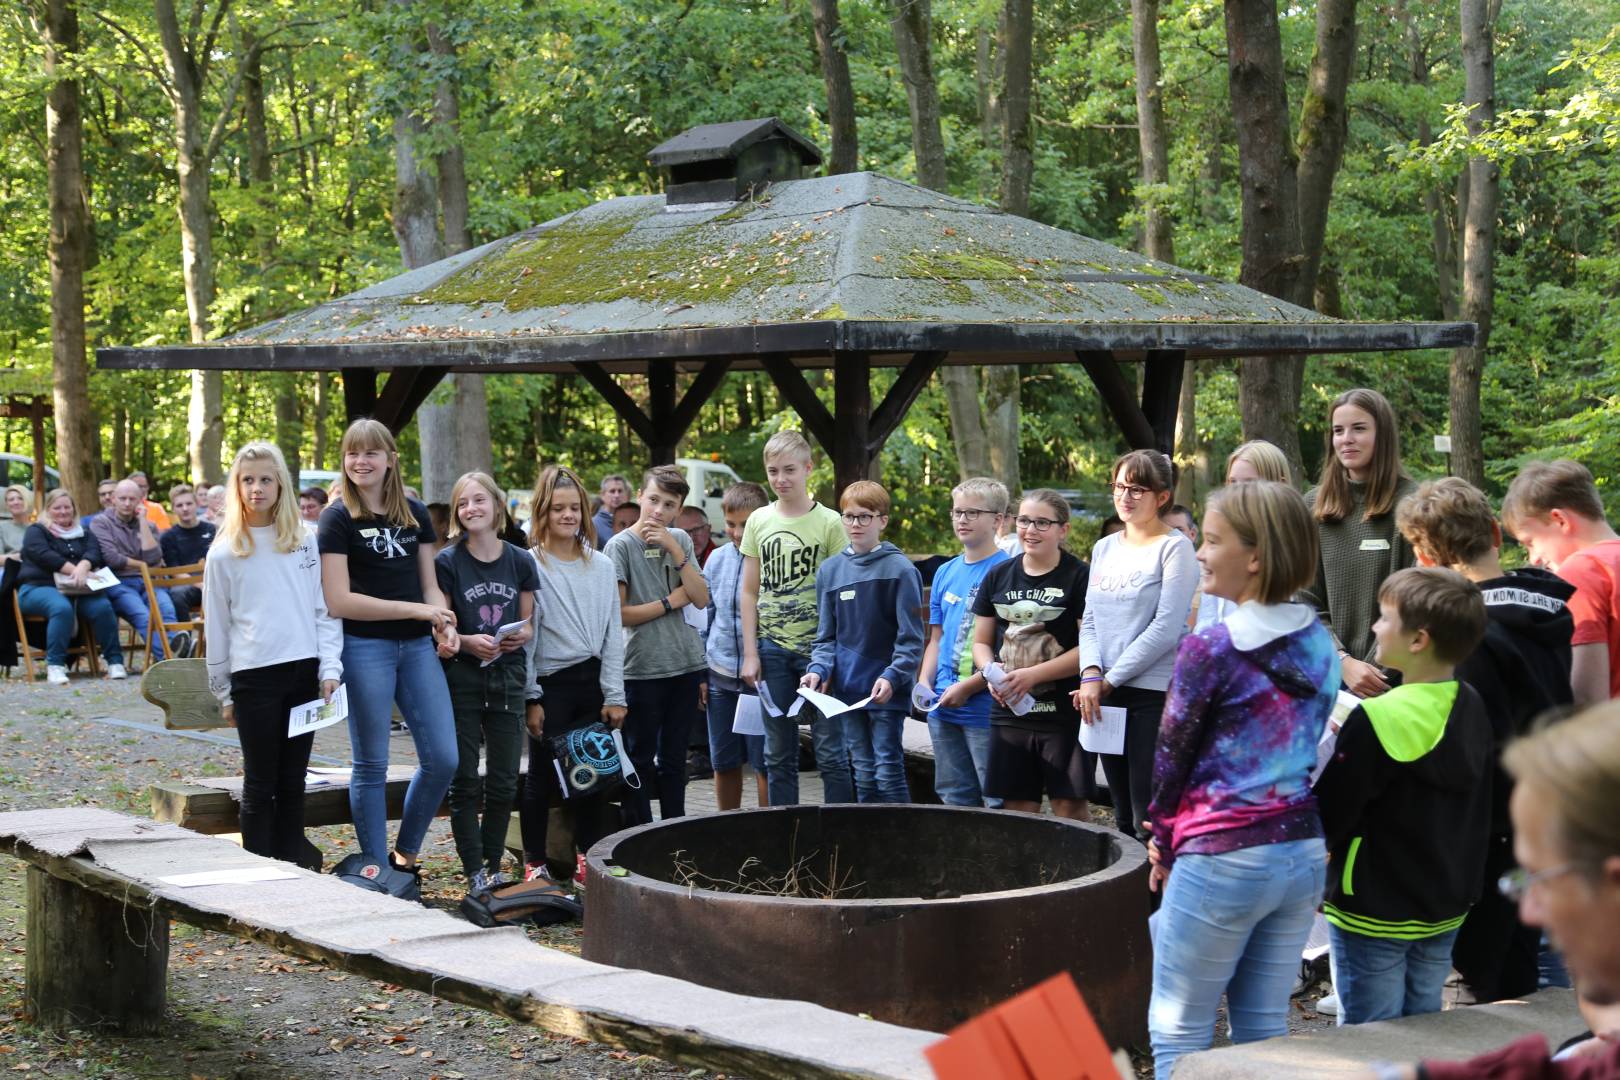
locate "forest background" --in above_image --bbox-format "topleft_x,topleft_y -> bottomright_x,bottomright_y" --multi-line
2,0 -> 1617,553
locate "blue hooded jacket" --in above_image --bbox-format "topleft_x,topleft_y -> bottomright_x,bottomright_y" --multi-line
806,541 -> 925,703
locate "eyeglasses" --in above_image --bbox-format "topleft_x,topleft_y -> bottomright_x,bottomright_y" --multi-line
841,512 -> 881,526
949,508 -> 999,522
1110,482 -> 1153,501
1015,515 -> 1063,532
1498,863 -> 1581,903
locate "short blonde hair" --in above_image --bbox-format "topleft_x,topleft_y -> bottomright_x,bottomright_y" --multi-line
763,429 -> 813,466
952,477 -> 1009,515
42,488 -> 76,515
1396,478 -> 1497,568
1377,566 -> 1487,665
1504,700 -> 1620,869
840,480 -> 890,515
447,471 -> 508,542
1502,459 -> 1606,533
1206,480 -> 1318,604
1226,440 -> 1292,485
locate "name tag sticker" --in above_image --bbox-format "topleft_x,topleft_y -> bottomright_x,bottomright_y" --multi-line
643,547 -> 662,559
359,528 -> 378,538
839,589 -> 856,601
1359,539 -> 1391,552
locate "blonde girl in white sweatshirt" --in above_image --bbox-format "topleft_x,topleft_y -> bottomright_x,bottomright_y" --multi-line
205,442 -> 342,864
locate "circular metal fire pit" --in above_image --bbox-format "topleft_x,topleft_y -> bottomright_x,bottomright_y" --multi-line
582,805 -> 1149,1046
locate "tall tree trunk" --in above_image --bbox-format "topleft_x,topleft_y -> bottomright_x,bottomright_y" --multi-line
411,21 -> 491,503
155,0 -> 240,485
889,0 -> 947,190
1295,0 -> 1358,293
1224,0 -> 1312,482
1450,0 -> 1498,487
998,0 -> 1033,218
892,0 -> 991,481
312,373 -> 329,468
42,0 -> 99,509
1130,0 -> 1174,265
809,0 -> 858,174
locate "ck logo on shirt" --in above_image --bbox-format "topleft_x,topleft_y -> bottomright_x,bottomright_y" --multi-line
365,526 -> 413,559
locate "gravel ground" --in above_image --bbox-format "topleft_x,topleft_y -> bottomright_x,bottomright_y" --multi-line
0,672 -> 691,1080
0,671 -> 1337,1079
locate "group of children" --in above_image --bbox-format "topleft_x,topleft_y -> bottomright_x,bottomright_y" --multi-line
192,388 -> 1620,1076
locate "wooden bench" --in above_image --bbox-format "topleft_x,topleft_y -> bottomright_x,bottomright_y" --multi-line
0,807 -> 935,1079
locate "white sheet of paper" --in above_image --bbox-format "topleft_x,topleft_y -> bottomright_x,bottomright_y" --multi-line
983,662 -> 1035,715
756,681 -> 805,719
161,867 -> 299,887
287,684 -> 348,738
795,686 -> 875,718
86,566 -> 119,591
1079,705 -> 1128,754
682,602 -> 707,635
481,619 -> 531,667
911,682 -> 940,712
731,694 -> 766,736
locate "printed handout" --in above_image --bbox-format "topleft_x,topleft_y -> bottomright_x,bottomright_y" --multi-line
287,684 -> 349,738
795,686 -> 875,718
1079,705 -> 1128,755
482,619 -> 530,667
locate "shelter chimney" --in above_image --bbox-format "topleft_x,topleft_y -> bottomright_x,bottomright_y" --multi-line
647,118 -> 823,206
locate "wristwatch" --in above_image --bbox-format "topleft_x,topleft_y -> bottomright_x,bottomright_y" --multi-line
660,597 -> 673,615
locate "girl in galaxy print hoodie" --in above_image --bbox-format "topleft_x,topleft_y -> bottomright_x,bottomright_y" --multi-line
1144,481 -> 1340,1080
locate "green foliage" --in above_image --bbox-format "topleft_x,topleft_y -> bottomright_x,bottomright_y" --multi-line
3,0 -> 1619,547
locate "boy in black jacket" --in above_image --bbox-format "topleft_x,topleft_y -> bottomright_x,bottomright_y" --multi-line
1314,566 -> 1491,1026
1397,478 -> 1575,1003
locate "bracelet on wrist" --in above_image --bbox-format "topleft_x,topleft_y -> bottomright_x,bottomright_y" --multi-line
1080,675 -> 1104,685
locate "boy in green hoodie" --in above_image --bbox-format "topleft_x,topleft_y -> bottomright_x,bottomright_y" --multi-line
1314,566 -> 1491,1026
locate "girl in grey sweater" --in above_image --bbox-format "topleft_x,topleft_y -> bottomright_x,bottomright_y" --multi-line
1076,450 -> 1198,843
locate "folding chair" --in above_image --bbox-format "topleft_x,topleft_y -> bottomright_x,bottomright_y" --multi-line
11,591 -> 101,682
139,561 -> 205,669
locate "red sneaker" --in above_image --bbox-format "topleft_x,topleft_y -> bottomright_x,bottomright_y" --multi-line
574,853 -> 587,887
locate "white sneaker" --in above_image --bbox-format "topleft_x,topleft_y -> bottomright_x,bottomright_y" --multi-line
106,663 -> 128,680
46,665 -> 69,686
1315,991 -> 1339,1016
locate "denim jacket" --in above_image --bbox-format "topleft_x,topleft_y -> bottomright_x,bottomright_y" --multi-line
702,542 -> 745,681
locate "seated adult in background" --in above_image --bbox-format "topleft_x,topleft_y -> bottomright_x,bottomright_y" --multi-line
1397,476 -> 1575,1004
593,473 -> 629,548
204,484 -> 227,524
81,479 -> 115,530
1,485 -> 33,559
298,486 -> 328,524
675,505 -> 717,567
160,483 -> 217,620
1386,701 -> 1620,1079
127,471 -> 171,531
91,479 -> 191,658
18,489 -> 129,684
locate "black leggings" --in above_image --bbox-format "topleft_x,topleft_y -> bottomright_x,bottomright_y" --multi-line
1097,685 -> 1166,843
519,659 -> 618,875
232,658 -> 318,863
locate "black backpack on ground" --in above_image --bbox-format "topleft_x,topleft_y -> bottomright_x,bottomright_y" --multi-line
459,877 -> 582,928
332,852 -> 422,903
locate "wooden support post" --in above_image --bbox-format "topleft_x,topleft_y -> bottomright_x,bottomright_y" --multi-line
375,367 -> 450,436
575,360 -> 733,467
342,369 -> 378,422
832,350 -> 871,495
29,398 -> 47,514
1139,350 -> 1185,456
646,364 -> 677,464
757,354 -> 835,458
1075,351 -> 1157,449
25,866 -> 168,1034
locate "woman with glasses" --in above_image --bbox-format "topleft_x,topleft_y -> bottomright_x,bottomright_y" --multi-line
969,489 -> 1093,820
1076,450 -> 1198,844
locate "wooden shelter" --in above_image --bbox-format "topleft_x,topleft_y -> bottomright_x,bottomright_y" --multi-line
98,119 -> 1474,491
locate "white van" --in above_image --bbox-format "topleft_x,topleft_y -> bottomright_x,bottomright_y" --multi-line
678,457 -> 743,531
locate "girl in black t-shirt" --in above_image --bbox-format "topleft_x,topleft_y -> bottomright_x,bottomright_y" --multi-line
317,419 -> 459,882
434,471 -> 537,897
970,489 -> 1093,821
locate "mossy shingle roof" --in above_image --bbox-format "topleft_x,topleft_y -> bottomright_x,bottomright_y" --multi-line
99,172 -> 1471,374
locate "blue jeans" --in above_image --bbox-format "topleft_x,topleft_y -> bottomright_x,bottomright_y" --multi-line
1149,838 -> 1327,1080
623,671 -> 704,824
1329,923 -> 1460,1026
17,584 -> 124,667
843,707 -> 910,803
927,718 -> 1000,808
758,638 -> 852,805
706,676 -> 766,774
342,634 -> 458,859
103,577 -> 181,652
